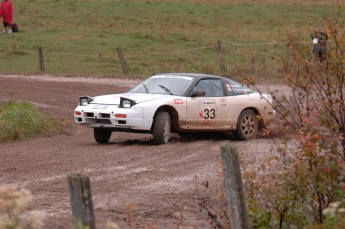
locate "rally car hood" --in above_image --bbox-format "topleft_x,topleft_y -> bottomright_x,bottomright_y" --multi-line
90,93 -> 170,105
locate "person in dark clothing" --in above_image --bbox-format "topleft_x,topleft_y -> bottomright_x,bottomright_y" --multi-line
311,27 -> 328,62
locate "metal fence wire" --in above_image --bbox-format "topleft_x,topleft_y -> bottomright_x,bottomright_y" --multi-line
0,39 -> 314,78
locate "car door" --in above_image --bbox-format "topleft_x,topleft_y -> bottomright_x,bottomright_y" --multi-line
185,79 -> 228,130
221,79 -> 258,130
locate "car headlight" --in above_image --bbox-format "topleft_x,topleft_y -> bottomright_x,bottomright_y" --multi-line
79,96 -> 94,106
119,97 -> 136,108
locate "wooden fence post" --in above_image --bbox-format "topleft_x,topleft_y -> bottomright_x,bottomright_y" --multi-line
221,145 -> 249,229
116,47 -> 129,78
216,40 -> 226,76
38,47 -> 45,73
67,173 -> 96,229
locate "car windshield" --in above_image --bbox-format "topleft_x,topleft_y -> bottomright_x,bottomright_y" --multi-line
129,75 -> 194,96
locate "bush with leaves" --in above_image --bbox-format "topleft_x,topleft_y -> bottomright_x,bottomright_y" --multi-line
243,18 -> 345,228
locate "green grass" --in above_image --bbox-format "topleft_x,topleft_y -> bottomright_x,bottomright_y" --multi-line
0,101 -> 61,142
0,0 -> 343,81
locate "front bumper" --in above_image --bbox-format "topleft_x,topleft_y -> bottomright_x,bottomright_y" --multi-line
74,105 -> 153,131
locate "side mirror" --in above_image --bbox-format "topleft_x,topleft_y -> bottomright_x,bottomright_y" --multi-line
190,88 -> 206,97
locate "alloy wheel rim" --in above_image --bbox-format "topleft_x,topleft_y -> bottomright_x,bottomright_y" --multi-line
241,115 -> 255,137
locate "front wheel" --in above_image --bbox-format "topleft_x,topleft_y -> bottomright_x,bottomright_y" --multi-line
234,110 -> 258,141
94,128 -> 111,143
152,111 -> 171,145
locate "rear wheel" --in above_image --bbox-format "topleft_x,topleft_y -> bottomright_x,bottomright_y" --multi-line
93,128 -> 111,143
234,110 -> 258,141
152,111 -> 171,145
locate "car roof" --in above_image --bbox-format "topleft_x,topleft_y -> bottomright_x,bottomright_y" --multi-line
154,73 -> 223,80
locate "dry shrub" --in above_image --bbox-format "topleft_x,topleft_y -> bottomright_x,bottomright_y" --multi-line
0,185 -> 45,229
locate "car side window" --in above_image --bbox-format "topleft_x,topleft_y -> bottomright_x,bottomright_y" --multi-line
195,79 -> 224,97
224,79 -> 254,96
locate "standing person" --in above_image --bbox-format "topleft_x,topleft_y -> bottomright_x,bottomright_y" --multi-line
311,27 -> 328,62
0,0 -> 13,34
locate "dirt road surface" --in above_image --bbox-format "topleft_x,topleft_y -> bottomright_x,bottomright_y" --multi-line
0,75 -> 276,229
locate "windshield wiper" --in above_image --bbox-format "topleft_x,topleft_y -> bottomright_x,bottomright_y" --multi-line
142,83 -> 149,93
159,85 -> 174,95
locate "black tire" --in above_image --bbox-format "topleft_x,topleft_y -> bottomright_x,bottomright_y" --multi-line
234,110 -> 258,141
93,128 -> 111,144
152,111 -> 171,145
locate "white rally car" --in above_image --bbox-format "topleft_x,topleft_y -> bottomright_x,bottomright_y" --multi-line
74,73 -> 275,145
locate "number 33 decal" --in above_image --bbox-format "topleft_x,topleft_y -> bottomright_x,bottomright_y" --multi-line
203,109 -> 216,119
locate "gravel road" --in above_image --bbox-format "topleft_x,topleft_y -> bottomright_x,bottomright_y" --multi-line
0,74 -> 279,229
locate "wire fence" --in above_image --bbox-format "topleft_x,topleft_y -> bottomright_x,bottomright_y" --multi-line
0,39 -> 313,80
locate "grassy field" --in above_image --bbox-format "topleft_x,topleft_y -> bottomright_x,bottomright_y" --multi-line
0,0 -> 343,81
